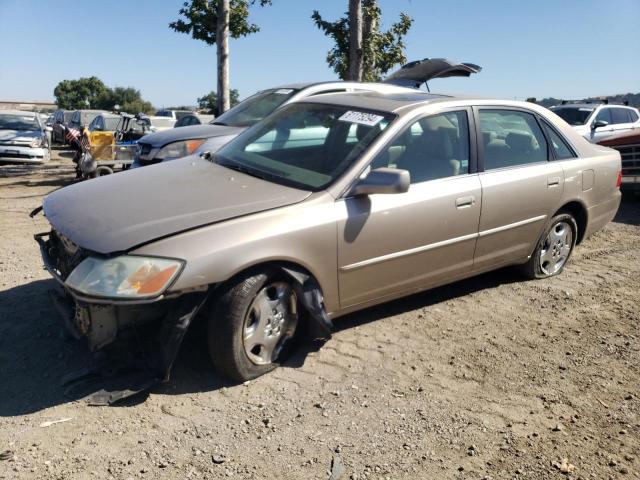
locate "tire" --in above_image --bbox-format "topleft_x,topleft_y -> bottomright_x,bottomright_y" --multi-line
207,270 -> 299,381
520,212 -> 578,279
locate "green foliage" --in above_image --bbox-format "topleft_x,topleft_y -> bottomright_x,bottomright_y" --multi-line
169,0 -> 272,44
312,0 -> 413,82
53,77 -> 110,110
54,78 -> 154,114
197,89 -> 240,114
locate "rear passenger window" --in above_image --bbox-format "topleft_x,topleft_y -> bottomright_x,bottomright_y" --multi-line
629,110 -> 639,123
479,110 -> 548,170
541,122 -> 576,160
611,108 -> 631,124
372,111 -> 470,183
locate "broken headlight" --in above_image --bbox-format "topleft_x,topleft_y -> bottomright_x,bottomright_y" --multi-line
65,255 -> 184,299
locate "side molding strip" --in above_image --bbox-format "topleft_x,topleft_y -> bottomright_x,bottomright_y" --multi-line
339,214 -> 547,272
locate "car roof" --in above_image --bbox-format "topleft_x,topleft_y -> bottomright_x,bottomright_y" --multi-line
551,104 -> 599,109
295,90 -> 462,113
298,91 -> 556,116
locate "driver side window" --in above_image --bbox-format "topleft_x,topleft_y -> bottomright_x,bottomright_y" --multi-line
370,111 -> 470,184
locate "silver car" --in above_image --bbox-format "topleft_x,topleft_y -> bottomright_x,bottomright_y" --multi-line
133,58 -> 483,168
36,90 -> 621,402
0,110 -> 50,164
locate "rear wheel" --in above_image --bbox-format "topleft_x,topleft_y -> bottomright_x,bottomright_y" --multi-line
520,213 -> 577,279
207,270 -> 299,381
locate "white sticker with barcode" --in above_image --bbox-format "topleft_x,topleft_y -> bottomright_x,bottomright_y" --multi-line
274,89 -> 294,95
338,110 -> 384,126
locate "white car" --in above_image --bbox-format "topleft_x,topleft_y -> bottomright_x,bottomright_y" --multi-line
0,110 -> 50,164
550,103 -> 640,143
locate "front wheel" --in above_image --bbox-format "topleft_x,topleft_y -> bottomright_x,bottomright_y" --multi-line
520,213 -> 578,279
207,271 -> 299,381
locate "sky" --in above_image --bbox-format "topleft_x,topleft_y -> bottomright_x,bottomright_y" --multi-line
0,0 -> 638,107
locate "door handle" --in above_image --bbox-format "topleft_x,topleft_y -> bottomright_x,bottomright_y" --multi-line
547,177 -> 561,187
455,196 -> 475,208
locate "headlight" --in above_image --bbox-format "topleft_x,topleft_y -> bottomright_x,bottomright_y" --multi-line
156,139 -> 205,161
31,137 -> 43,148
65,255 -> 184,299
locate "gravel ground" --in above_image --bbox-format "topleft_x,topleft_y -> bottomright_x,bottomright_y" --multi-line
0,150 -> 638,480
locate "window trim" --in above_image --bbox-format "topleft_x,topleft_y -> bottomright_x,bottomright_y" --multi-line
473,105 -> 554,173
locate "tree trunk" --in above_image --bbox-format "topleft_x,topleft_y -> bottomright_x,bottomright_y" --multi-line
348,0 -> 363,81
216,0 -> 230,114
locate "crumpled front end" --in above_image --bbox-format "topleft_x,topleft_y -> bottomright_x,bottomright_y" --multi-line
34,228 -> 210,404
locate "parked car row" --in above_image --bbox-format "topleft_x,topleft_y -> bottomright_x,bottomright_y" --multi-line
32,58 -> 623,402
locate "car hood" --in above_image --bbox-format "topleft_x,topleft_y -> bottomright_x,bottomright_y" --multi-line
43,157 -> 311,254
0,129 -> 42,144
598,129 -> 640,146
139,124 -> 245,147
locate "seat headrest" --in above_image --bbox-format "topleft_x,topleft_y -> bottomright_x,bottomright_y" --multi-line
421,127 -> 453,158
506,131 -> 533,152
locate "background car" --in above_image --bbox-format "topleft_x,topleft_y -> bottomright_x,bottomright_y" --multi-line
51,109 -> 74,145
155,109 -> 193,121
174,113 -> 215,127
133,58 -> 482,168
0,110 -> 50,164
550,102 -> 640,143
598,130 -> 640,192
69,109 -> 107,130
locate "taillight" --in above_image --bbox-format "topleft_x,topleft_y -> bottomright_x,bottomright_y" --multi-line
616,170 -> 622,188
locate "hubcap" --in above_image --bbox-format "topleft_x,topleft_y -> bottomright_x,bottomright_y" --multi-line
242,282 -> 298,366
539,221 -> 573,275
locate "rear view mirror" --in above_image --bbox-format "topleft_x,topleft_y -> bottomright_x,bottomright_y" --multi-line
351,167 -> 410,196
592,120 -> 609,130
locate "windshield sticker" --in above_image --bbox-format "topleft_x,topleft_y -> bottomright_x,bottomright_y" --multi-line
274,89 -> 294,95
579,108 -> 594,112
339,111 -> 384,127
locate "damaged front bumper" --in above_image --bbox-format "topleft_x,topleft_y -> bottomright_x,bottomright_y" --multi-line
35,230 -> 210,404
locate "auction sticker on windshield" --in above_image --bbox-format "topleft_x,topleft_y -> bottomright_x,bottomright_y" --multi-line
274,89 -> 294,95
339,111 -> 384,127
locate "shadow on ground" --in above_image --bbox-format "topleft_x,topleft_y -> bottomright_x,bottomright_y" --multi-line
614,192 -> 640,226
0,267 -> 521,415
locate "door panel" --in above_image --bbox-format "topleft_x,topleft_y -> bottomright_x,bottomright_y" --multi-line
337,175 -> 481,307
475,162 -> 563,270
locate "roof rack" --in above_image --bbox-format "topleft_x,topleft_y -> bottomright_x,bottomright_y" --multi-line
560,99 -> 608,105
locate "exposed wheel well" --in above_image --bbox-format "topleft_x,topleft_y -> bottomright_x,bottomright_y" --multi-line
556,201 -> 588,244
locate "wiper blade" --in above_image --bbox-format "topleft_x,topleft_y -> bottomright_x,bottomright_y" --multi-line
219,161 -> 267,180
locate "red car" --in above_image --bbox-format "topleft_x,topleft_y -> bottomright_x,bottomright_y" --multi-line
599,130 -> 640,191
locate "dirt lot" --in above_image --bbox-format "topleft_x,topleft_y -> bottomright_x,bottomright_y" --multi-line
0,150 -> 638,480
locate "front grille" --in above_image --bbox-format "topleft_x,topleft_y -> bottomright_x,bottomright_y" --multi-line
613,143 -> 640,176
0,152 -> 39,159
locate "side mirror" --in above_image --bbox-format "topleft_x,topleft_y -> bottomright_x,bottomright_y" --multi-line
592,120 -> 609,130
351,167 -> 410,196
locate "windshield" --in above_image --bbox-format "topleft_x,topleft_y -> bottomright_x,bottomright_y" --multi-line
63,111 -> 74,122
155,110 -> 172,117
211,88 -> 299,128
215,102 -> 395,191
0,114 -> 40,131
551,107 -> 594,126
